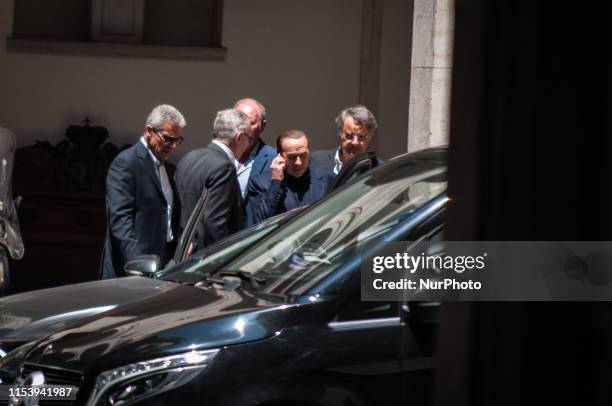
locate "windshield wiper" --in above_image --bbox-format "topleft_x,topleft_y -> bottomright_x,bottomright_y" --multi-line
195,270 -> 267,291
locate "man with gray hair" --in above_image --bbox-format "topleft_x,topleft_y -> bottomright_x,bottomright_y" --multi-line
310,105 -> 379,175
101,104 -> 186,279
175,108 -> 251,250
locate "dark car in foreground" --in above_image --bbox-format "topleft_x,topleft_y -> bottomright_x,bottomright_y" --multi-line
0,148 -> 447,405
0,209 -> 302,355
0,152 -> 380,350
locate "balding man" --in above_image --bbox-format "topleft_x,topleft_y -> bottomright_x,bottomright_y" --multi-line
234,98 -> 276,225
247,130 -> 334,225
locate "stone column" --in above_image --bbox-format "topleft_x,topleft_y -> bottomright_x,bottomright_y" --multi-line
358,0 -> 384,119
407,0 -> 454,152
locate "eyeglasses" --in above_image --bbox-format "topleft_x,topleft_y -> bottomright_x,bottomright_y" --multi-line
151,128 -> 184,146
341,132 -> 371,142
241,132 -> 255,146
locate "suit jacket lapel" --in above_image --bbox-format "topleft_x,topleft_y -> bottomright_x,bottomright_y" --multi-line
252,142 -> 273,176
136,141 -> 165,199
310,169 -> 327,202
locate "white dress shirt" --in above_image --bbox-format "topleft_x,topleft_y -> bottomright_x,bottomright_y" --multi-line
212,139 -> 237,163
333,148 -> 342,175
236,140 -> 261,197
140,137 -> 174,242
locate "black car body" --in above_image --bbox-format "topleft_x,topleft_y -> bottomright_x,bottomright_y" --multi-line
0,209 -> 301,353
0,148 -> 447,405
0,151 -> 379,348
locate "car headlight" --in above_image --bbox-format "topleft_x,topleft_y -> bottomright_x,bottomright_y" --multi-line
87,349 -> 219,405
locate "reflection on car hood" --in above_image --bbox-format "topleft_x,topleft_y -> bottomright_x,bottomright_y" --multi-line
27,285 -> 294,374
0,277 -> 178,341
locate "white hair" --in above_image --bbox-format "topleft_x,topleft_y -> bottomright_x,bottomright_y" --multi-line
213,109 -> 249,141
145,104 -> 187,129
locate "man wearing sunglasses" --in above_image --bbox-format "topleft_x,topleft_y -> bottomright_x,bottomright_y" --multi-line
310,105 -> 379,175
175,109 -> 251,251
100,104 -> 186,279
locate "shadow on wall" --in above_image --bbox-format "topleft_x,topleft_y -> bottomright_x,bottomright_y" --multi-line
11,120 -> 130,294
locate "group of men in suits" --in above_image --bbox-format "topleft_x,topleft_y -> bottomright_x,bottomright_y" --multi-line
100,100 -> 378,279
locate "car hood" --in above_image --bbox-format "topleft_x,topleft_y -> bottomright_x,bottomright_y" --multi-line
26,284 -> 294,374
0,277 -> 178,342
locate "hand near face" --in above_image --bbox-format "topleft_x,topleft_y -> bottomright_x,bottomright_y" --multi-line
270,154 -> 286,181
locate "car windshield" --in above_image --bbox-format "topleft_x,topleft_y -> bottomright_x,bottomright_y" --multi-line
158,208 -> 302,283
222,157 -> 447,296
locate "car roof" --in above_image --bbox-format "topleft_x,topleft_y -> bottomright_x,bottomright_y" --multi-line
389,145 -> 448,163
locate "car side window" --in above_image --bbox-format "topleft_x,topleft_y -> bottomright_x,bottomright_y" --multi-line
332,225 -> 445,323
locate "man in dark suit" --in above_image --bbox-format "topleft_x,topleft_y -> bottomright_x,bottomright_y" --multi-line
234,98 -> 276,225
100,104 -> 186,279
247,130 -> 334,225
310,105 -> 380,175
175,109 -> 251,251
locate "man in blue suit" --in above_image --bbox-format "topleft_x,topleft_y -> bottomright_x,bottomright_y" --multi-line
234,98 -> 276,225
247,130 -> 334,225
100,105 -> 186,279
